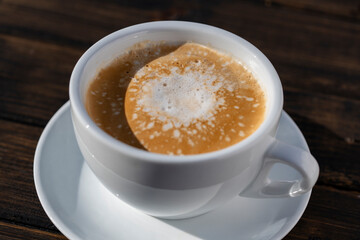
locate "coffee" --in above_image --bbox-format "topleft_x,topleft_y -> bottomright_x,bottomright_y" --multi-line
85,42 -> 179,149
86,42 -> 266,155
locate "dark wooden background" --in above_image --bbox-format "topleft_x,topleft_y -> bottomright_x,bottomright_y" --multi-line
0,0 -> 359,239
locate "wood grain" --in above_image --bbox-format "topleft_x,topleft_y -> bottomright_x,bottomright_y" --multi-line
264,0 -> 360,19
288,109 -> 360,192
206,1 -> 360,99
0,120 -> 58,230
286,185 -> 360,240
0,33 -> 79,126
0,221 -> 66,240
0,0 -> 153,48
0,0 -> 359,239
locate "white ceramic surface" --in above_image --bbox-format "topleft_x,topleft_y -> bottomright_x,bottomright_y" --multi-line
69,22 -> 318,218
34,101 -> 312,240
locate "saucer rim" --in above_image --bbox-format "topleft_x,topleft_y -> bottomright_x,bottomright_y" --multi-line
33,101 -> 311,240
34,101 -> 79,240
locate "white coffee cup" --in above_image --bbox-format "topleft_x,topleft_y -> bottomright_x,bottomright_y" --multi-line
69,21 -> 319,219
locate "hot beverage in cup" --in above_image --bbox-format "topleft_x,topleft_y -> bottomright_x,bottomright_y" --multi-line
70,21 -> 319,219
86,42 -> 266,155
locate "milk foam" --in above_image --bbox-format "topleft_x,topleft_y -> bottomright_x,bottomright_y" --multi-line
135,63 -> 224,128
119,42 -> 266,155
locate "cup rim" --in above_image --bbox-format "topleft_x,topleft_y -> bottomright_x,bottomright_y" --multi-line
69,20 -> 283,164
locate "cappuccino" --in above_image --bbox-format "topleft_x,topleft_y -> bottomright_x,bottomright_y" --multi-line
86,42 -> 266,155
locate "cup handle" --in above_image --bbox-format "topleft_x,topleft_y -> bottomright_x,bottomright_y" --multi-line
240,138 -> 319,198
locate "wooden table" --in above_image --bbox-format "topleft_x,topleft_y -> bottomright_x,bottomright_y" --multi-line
0,0 -> 359,239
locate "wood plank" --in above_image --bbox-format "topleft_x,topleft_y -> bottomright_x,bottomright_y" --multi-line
0,120 -> 58,230
0,33 -> 80,126
285,185 -> 360,239
0,221 -> 66,240
283,89 -> 360,192
206,1 -> 360,100
0,0 -> 155,48
264,0 -> 360,20
272,59 -> 360,104
284,88 -> 360,141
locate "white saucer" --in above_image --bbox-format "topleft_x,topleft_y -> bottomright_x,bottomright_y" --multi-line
34,101 -> 311,240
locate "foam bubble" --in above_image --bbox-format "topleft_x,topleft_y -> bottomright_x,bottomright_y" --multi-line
147,122 -> 154,129
173,130 -> 180,138
162,122 -> 173,131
